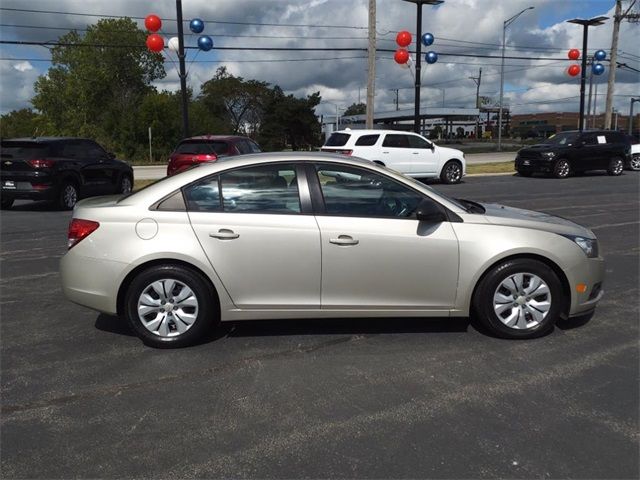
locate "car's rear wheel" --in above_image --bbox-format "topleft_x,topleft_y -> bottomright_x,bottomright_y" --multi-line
1,197 -> 13,209
630,154 -> 640,171
473,258 -> 563,339
553,159 -> 571,179
58,181 -> 79,210
125,265 -> 217,348
119,174 -> 133,194
440,160 -> 463,184
607,157 -> 624,176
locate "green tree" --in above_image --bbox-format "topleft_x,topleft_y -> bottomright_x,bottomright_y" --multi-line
32,18 -> 165,157
343,102 -> 366,116
0,109 -> 50,138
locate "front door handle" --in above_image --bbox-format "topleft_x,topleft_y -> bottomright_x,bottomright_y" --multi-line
209,229 -> 239,240
329,235 -> 359,246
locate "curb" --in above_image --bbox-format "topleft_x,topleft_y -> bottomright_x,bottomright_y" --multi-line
466,172 -> 515,177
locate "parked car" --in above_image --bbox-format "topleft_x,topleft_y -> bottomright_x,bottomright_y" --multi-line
515,129 -> 631,178
321,129 -> 466,184
624,134 -> 639,171
167,135 -> 261,176
0,137 -> 133,210
61,152 -> 604,348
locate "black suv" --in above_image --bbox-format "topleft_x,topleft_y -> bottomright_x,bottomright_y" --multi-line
0,137 -> 134,209
515,130 -> 631,179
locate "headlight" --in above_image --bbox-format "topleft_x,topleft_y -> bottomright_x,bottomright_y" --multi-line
562,234 -> 599,258
542,151 -> 556,159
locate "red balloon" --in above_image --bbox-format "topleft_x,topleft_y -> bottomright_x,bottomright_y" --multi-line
396,30 -> 412,48
567,64 -> 581,76
146,34 -> 164,52
394,48 -> 409,64
145,14 -> 162,32
568,48 -> 580,60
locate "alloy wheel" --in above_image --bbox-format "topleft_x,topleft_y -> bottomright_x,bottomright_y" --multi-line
492,272 -> 552,330
444,163 -> 462,183
555,160 -> 570,178
631,155 -> 640,171
137,278 -> 199,337
62,184 -> 78,209
612,159 -> 624,175
120,176 -> 132,194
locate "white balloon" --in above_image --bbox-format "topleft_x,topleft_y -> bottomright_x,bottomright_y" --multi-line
168,37 -> 180,52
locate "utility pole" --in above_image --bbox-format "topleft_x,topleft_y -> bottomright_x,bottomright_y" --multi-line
390,88 -> 400,110
176,0 -> 189,137
366,0 -> 376,128
605,0 -> 623,129
470,68 -> 482,138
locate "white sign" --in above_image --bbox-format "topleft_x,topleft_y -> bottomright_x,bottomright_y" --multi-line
597,135 -> 606,144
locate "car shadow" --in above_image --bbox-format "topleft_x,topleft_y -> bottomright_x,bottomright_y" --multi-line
5,200 -> 66,212
95,314 -> 472,345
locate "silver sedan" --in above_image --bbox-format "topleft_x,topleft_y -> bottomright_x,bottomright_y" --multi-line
60,153 -> 605,348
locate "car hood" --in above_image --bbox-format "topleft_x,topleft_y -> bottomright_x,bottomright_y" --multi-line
480,203 -> 595,238
437,145 -> 464,159
518,144 -> 557,154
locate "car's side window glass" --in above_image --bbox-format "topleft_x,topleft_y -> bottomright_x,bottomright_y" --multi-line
220,164 -> 300,214
235,141 -> 250,155
355,134 -> 380,146
582,134 -> 598,145
407,135 -> 431,149
382,134 -> 410,148
60,141 -> 85,159
82,141 -> 108,158
315,163 -> 425,218
183,176 -> 221,212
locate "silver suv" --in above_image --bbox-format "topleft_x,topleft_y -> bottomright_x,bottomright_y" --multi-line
322,129 -> 466,184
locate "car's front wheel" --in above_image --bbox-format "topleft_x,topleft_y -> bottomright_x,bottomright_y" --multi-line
553,159 -> 571,179
125,265 -> 218,348
629,154 -> 640,171
473,258 -> 564,339
607,157 -> 624,176
440,160 -> 463,184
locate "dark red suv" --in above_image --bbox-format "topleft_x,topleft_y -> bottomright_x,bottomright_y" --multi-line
167,135 -> 261,176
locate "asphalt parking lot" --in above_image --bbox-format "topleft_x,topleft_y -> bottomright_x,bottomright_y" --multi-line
1,172 -> 638,479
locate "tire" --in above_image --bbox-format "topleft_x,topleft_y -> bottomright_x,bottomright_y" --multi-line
607,157 -> 624,176
118,174 -> 133,194
629,154 -> 640,171
1,197 -> 13,209
58,181 -> 79,210
518,170 -> 532,177
472,258 -> 563,339
124,264 -> 218,348
440,160 -> 463,184
552,159 -> 571,179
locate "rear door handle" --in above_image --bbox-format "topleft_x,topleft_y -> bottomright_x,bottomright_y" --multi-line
209,229 -> 239,240
329,235 -> 359,246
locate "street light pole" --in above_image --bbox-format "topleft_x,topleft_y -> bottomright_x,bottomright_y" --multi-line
176,0 -> 189,138
401,0 -> 444,134
498,6 -> 534,151
567,16 -> 608,132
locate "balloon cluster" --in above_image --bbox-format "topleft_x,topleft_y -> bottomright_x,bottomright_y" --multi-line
566,48 -> 607,77
144,14 -> 214,53
394,31 -> 438,68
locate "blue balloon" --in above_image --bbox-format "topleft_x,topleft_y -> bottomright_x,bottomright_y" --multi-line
594,49 -> 606,61
422,32 -> 434,47
425,51 -> 438,64
190,18 -> 205,34
198,35 -> 213,51
592,63 -> 605,75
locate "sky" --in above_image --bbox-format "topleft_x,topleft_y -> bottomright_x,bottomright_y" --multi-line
0,0 -> 638,120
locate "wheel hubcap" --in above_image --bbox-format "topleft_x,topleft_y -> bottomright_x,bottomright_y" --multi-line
137,279 -> 199,337
446,164 -> 461,182
493,273 -> 552,330
614,160 -> 623,174
557,162 -> 569,177
63,185 -> 77,207
631,155 -> 640,170
121,177 -> 132,193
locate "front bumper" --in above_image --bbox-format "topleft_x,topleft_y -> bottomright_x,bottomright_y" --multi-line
515,156 -> 555,173
565,256 -> 606,317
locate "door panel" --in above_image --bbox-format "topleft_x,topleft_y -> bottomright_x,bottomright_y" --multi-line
316,216 -> 459,308
407,134 -> 439,174
380,134 -> 413,173
189,213 -> 321,308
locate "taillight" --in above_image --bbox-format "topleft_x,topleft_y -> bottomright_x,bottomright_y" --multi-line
68,219 -> 100,249
27,158 -> 55,168
193,154 -> 217,163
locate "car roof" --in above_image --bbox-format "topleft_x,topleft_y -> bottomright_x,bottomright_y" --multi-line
179,135 -> 252,142
332,129 -> 421,136
2,137 -> 88,143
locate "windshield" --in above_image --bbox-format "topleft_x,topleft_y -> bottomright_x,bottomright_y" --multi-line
542,132 -> 579,146
1,141 -> 50,159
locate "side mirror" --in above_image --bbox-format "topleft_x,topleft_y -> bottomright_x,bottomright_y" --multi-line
415,199 -> 447,223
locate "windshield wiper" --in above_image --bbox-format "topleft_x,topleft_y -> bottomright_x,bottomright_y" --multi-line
456,198 -> 485,214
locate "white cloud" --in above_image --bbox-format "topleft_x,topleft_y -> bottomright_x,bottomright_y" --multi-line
13,61 -> 34,72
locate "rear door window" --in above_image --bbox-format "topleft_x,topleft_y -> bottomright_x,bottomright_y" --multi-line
354,134 -> 380,146
325,133 -> 351,147
382,134 -> 410,148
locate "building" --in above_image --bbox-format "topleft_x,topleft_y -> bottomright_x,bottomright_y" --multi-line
511,111 -> 640,138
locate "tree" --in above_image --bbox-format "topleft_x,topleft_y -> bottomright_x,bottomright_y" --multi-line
199,67 -> 269,135
343,102 -> 366,116
0,109 -> 48,138
32,18 -> 165,157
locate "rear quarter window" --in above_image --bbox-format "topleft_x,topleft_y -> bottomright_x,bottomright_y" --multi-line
354,134 -> 380,146
324,133 -> 351,147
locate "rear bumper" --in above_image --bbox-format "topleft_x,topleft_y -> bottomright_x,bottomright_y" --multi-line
1,173 -> 59,201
